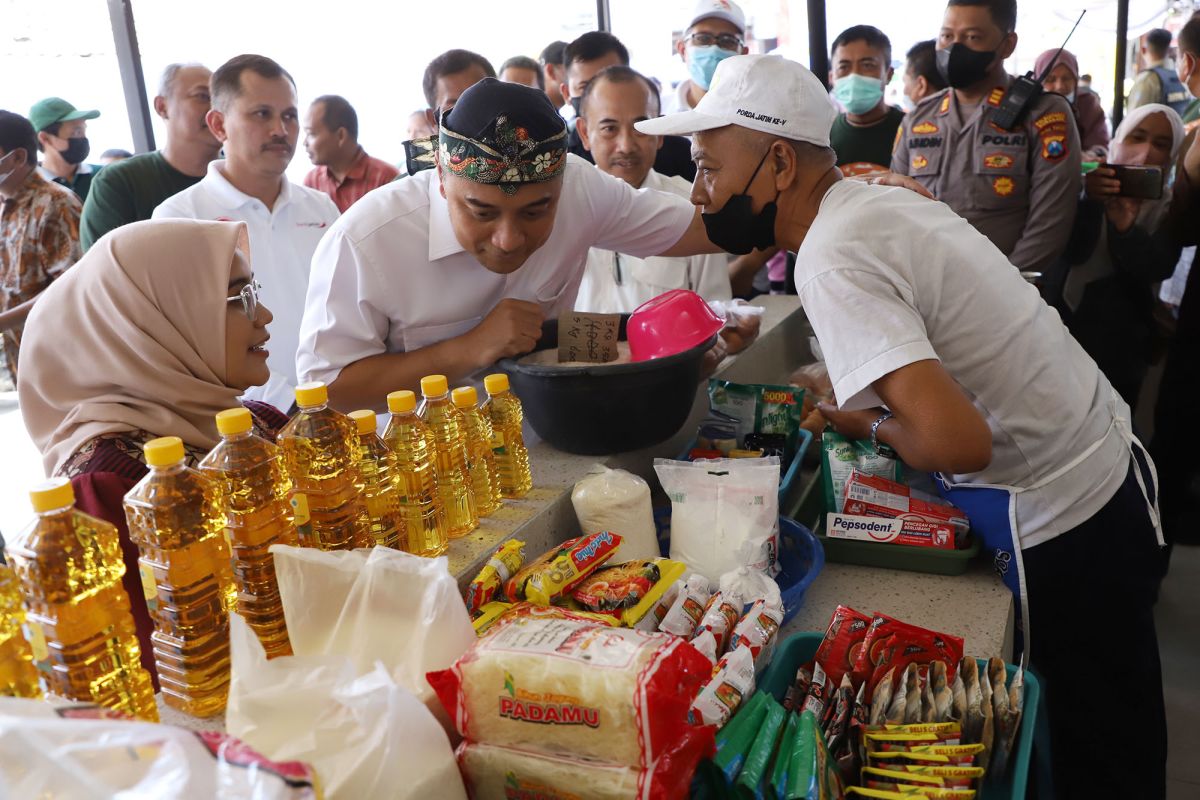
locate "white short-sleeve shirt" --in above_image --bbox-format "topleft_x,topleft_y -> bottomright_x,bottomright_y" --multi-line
152,161 -> 340,411
796,179 -> 1132,548
296,154 -> 696,386
575,169 -> 731,313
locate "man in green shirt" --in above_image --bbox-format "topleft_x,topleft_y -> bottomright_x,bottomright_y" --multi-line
80,63 -> 221,250
827,25 -> 906,176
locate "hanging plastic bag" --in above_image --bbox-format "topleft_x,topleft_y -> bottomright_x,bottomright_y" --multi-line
0,697 -> 318,799
226,613 -> 466,800
571,465 -> 661,561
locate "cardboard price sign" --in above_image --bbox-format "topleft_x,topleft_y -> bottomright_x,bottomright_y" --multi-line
557,312 -> 621,363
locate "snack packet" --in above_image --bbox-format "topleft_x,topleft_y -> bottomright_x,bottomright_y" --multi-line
505,531 -> 622,604
708,379 -> 806,460
961,659 -> 983,745
979,669 -> 995,773
864,764 -> 985,789
488,601 -> 620,630
714,690 -> 770,783
932,661 -> 952,723
815,605 -> 874,686
868,743 -> 984,766
571,559 -> 659,613
803,662 -> 832,721
825,673 -> 855,754
467,539 -> 527,615
736,694 -> 786,796
659,573 -> 712,637
696,589 -> 743,653
847,788 -> 977,800
771,712 -> 800,799
611,559 -> 687,628
690,644 -> 757,728
472,601 -> 513,636
730,598 -> 784,669
786,710 -> 819,800
869,666 -> 895,726
691,629 -> 719,666
821,430 -> 902,514
950,671 -> 966,724
635,576 -> 681,632
903,663 -> 922,725
784,666 -> 813,712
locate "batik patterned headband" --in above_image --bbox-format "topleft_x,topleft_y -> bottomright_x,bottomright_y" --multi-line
438,114 -> 568,194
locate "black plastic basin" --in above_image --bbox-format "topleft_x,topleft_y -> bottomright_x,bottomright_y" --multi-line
497,317 -> 715,455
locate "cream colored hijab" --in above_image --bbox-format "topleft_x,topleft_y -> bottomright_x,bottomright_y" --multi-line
19,219 -> 252,475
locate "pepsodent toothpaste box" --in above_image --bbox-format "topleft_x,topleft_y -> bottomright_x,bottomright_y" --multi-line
825,513 -> 957,549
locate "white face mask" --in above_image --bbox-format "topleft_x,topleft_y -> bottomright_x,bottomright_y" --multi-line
1066,91 -> 1076,103
900,93 -> 917,113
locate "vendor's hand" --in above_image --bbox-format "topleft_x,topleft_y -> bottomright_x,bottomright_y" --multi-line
866,172 -> 936,200
1084,161 -> 1121,201
468,299 -> 544,366
1104,196 -> 1140,234
816,402 -> 886,442
700,336 -> 728,379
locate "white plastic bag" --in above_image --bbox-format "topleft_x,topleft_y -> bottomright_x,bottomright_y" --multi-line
571,465 -> 660,561
226,614 -> 466,800
0,697 -> 318,799
719,565 -> 783,611
655,457 -> 780,582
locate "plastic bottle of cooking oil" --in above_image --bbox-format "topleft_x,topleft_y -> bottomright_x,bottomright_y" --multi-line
451,386 -> 502,517
382,390 -> 448,557
7,478 -> 156,719
347,409 -> 403,550
198,408 -> 296,659
276,382 -> 369,552
419,375 -> 478,538
482,373 -> 532,498
123,437 -> 234,718
0,539 -> 41,698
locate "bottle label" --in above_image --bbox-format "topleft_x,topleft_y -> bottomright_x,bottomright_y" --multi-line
138,561 -> 159,609
22,621 -> 48,663
291,493 -> 311,525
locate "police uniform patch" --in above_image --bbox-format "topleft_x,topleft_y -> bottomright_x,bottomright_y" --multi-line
983,153 -> 1014,169
1041,133 -> 1067,161
912,154 -> 929,170
1034,111 -> 1067,131
912,121 -> 939,134
992,176 -> 1015,196
938,95 -> 950,115
892,124 -> 902,153
987,88 -> 1005,107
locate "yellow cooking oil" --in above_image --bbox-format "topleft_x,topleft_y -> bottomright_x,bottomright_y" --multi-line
198,408 -> 296,659
347,409 -> 403,550
0,543 -> 41,698
124,437 -> 234,718
382,390 -> 448,557
276,382 -> 369,552
482,373 -> 532,498
451,386 -> 502,517
7,478 -> 156,719
418,375 -> 478,538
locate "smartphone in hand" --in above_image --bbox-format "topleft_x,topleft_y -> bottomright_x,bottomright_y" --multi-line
1109,164 -> 1163,200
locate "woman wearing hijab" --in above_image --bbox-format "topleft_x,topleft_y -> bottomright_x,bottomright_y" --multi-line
18,218 -> 289,682
1038,48 -> 1110,157
1064,104 -> 1185,408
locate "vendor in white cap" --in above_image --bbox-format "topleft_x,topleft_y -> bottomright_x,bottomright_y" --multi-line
637,54 -> 1165,797
662,0 -> 750,116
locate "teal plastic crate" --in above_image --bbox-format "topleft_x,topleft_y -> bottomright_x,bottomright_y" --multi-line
757,631 -> 1040,800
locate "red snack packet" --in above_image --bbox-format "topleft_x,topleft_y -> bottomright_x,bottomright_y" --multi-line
815,605 -> 874,686
868,622 -> 964,698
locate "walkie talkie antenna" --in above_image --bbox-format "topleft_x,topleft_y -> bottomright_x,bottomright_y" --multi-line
1036,10 -> 1087,83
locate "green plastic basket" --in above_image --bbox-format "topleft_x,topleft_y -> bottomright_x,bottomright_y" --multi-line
757,632 -> 1040,800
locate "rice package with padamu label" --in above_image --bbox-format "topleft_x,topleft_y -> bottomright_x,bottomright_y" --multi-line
427,614 -> 715,780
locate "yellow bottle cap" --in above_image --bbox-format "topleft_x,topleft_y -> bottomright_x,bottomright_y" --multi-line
420,374 -> 449,397
484,373 -> 510,395
29,476 -> 75,514
216,407 -> 253,436
348,409 -> 376,434
451,386 -> 478,409
144,436 -> 185,467
295,381 -> 328,408
387,390 -> 417,414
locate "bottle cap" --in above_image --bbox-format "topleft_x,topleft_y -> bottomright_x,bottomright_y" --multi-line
387,390 -> 417,414
216,407 -> 253,436
451,386 -> 478,409
348,409 -> 377,434
144,436 -> 185,467
295,381 -> 328,408
420,374 -> 449,397
484,373 -> 510,395
29,476 -> 75,514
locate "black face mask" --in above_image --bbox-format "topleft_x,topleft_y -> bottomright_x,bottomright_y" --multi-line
569,96 -> 583,116
701,148 -> 778,256
57,137 -> 90,166
936,43 -> 997,89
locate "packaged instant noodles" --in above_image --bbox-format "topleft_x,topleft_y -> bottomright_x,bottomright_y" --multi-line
505,531 -> 622,604
572,560 -> 659,613
428,615 -> 713,768
730,598 -> 784,669
691,630 -> 719,665
659,573 -> 712,637
467,539 -> 526,615
612,559 -> 687,628
690,644 -> 756,727
697,589 -> 743,653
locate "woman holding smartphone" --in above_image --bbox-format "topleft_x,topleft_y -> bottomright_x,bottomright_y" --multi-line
1063,103 -> 1185,407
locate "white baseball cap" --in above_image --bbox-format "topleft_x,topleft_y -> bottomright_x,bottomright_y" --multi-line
636,54 -> 835,147
687,0 -> 746,34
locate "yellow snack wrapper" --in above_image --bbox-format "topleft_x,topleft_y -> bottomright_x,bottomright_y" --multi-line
467,539 -> 526,615
506,532 -> 623,605
473,601 -> 513,636
617,559 -> 687,627
848,787 -> 976,799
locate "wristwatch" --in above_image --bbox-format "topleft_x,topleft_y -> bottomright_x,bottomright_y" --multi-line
871,411 -> 897,458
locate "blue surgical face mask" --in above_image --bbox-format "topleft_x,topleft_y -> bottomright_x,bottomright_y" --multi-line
688,45 -> 735,91
832,73 -> 885,115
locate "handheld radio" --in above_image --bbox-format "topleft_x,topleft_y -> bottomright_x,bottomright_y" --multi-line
992,10 -> 1086,131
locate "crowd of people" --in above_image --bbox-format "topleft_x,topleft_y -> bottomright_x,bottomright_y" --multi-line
1,0 -> 1199,795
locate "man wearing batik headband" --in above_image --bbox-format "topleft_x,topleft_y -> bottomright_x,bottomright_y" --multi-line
296,79 -> 723,410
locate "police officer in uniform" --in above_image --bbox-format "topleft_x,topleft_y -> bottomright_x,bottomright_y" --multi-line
892,0 -> 1081,276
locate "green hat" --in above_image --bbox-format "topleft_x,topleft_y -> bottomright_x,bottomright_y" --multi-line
29,97 -> 100,133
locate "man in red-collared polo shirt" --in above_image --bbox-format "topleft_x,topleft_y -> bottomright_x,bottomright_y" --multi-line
303,95 -> 398,212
